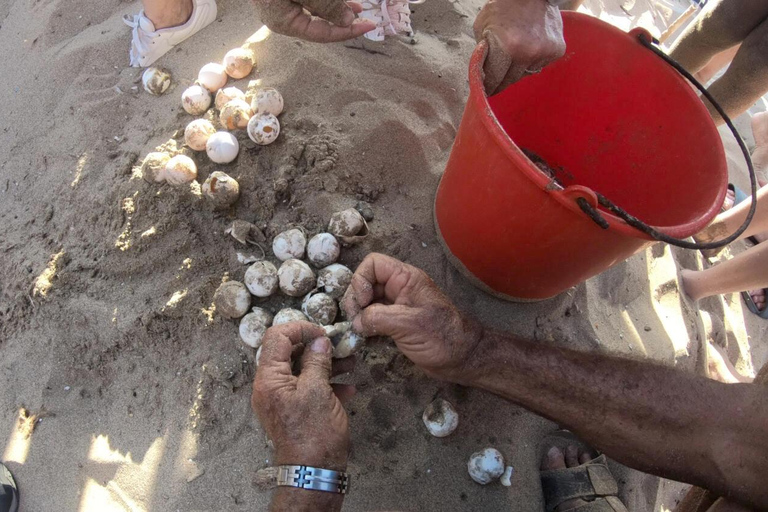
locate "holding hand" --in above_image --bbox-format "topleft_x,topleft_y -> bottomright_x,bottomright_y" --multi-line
474,0 -> 566,95
342,253 -> 483,384
252,322 -> 350,471
253,0 -> 375,42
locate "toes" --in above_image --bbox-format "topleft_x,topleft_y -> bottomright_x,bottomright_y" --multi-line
565,445 -> 580,468
578,447 -> 593,465
542,446 -> 566,471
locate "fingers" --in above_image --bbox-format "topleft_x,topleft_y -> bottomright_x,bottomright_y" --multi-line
342,253 -> 426,318
259,322 -> 327,372
481,31 -> 519,96
347,1 -> 363,13
288,13 -> 375,43
352,302 -> 421,338
298,337 -> 334,385
298,0 -> 355,27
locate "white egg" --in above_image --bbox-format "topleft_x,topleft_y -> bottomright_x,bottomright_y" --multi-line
206,131 -> 239,164
239,308 -> 273,348
272,229 -> 306,261
301,292 -> 337,326
244,261 -> 279,297
223,48 -> 256,79
328,208 -> 366,237
220,99 -> 253,131
247,113 -> 280,146
307,233 -> 340,267
141,152 -> 170,183
277,259 -> 316,297
142,67 -> 171,95
323,321 -> 351,338
333,331 -> 365,359
198,62 -> 228,93
422,399 -> 459,438
215,86 -> 246,111
273,308 -> 308,325
184,119 -> 217,151
467,448 -> 505,485
182,84 -> 212,115
317,264 -> 353,300
213,280 -> 251,319
251,87 -> 284,116
202,171 -> 240,208
163,155 -> 197,185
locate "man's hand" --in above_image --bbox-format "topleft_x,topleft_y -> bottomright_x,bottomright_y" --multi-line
474,0 -> 565,95
253,0 -> 375,43
252,322 -> 349,471
341,253 -> 483,384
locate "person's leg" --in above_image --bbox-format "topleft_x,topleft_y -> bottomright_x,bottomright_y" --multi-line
559,0 -> 585,11
681,241 -> 768,302
669,0 -> 768,74
142,0 -> 194,29
695,185 -> 768,245
693,45 -> 740,84
703,16 -> 768,125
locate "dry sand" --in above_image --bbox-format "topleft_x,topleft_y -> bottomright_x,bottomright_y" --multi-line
0,0 -> 765,510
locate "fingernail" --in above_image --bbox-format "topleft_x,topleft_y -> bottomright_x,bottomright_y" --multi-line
342,10 -> 355,26
310,337 -> 331,353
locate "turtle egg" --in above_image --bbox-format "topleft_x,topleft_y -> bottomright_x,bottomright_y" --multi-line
273,308 -> 308,325
307,233 -> 340,267
182,84 -> 212,115
302,292 -> 338,326
277,259 -> 316,297
247,113 -> 280,146
198,62 -> 228,92
215,86 -> 246,111
251,87 -> 284,116
272,228 -> 306,261
333,331 -> 365,359
500,466 -> 514,487
239,308 -> 273,348
142,67 -> 171,95
206,131 -> 239,164
141,152 -> 170,183
213,280 -> 251,319
244,261 -> 279,297
317,264 -> 353,300
202,171 -> 240,208
163,155 -> 197,185
422,398 -> 459,438
223,48 -> 256,79
184,119 -> 217,151
467,448 -> 505,485
220,99 -> 253,131
328,208 -> 365,237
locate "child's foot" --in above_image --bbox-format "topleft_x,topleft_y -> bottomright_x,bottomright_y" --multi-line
124,0 -> 217,68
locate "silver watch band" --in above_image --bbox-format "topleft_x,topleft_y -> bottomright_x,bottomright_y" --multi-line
276,465 -> 349,494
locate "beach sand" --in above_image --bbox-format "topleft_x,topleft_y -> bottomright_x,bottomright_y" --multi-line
0,0 -> 765,510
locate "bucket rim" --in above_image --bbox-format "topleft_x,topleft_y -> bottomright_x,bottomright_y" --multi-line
468,13 -> 728,240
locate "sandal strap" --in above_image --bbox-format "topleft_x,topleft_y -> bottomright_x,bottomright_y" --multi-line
541,455 -> 627,512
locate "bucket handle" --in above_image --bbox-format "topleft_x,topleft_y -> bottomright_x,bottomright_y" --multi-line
574,33 -> 759,251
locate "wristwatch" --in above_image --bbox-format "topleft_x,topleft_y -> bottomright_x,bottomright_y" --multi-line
276,465 -> 350,494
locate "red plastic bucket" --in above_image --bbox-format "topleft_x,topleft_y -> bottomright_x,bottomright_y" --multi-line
435,12 -> 727,301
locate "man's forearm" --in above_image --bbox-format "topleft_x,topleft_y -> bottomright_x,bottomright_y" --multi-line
463,329 -> 768,509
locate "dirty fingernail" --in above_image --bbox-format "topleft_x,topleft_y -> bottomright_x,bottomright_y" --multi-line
342,10 -> 355,26
310,337 -> 331,353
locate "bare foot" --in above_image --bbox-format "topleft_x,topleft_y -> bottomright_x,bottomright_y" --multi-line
747,288 -> 766,312
147,0 -> 194,30
541,445 -> 598,511
707,342 -> 752,384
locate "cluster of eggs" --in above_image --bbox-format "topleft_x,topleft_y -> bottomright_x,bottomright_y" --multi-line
212,208 -> 370,359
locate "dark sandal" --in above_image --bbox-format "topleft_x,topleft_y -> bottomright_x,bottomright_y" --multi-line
540,432 -> 627,512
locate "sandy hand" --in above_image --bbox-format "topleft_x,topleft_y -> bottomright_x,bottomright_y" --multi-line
253,0 -> 375,42
474,0 -> 566,95
341,253 -> 483,383
251,322 -> 350,470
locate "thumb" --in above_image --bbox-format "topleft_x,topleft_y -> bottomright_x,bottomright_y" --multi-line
481,31 -> 514,96
299,337 -> 334,384
352,303 -> 421,338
